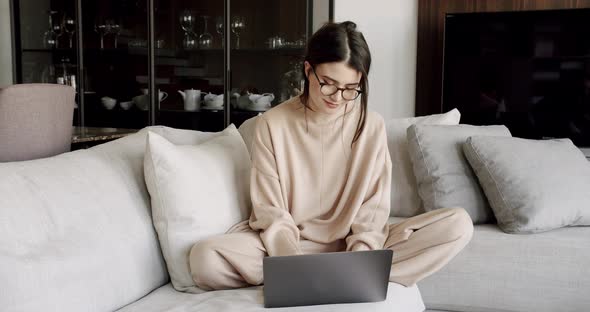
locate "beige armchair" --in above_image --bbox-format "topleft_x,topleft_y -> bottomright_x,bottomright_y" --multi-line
0,84 -> 76,162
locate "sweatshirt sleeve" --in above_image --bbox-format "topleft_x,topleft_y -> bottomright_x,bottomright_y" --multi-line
248,116 -> 303,257
345,121 -> 392,252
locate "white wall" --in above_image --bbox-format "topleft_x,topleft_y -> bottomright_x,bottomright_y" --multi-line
0,0 -> 13,87
334,0 -> 418,119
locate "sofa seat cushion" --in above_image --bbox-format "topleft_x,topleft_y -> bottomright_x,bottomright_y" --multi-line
417,223 -> 590,312
116,282 -> 425,312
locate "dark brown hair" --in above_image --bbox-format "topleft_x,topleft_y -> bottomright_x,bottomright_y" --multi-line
300,21 -> 371,144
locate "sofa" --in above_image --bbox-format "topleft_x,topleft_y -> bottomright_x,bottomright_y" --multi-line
1,118 -> 589,312
0,125 -> 424,312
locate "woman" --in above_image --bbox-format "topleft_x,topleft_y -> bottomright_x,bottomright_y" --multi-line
189,21 -> 473,291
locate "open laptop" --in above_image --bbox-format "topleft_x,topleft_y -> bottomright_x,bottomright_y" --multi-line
263,249 -> 393,308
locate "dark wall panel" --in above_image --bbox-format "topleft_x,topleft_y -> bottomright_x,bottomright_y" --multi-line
416,0 -> 590,116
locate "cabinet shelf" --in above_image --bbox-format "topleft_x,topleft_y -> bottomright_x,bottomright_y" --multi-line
158,108 -> 267,113
130,47 -> 304,57
21,47 -> 306,60
233,47 -> 304,55
22,48 -> 76,53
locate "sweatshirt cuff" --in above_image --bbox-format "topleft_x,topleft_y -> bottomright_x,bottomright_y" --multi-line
261,228 -> 302,257
348,241 -> 373,252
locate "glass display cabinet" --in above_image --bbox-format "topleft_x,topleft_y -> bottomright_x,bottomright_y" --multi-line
11,0 -> 333,131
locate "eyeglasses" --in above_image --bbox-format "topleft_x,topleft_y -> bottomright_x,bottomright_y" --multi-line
311,67 -> 362,101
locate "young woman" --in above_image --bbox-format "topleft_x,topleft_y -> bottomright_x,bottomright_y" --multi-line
189,21 -> 473,290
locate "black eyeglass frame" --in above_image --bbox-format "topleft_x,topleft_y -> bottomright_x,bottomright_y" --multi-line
310,66 -> 363,101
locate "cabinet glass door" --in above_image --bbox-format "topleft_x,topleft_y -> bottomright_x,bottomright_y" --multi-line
15,0 -> 78,123
228,0 -> 315,128
154,0 -> 225,132
81,0 -> 150,129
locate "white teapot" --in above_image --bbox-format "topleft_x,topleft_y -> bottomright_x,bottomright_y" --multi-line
248,93 -> 274,110
203,93 -> 224,108
237,92 -> 252,110
178,89 -> 201,111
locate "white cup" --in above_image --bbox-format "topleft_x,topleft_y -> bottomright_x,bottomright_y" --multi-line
101,96 -> 117,110
138,88 -> 168,110
141,88 -> 168,101
120,101 -> 133,110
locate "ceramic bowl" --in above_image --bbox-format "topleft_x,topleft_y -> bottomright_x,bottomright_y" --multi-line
101,97 -> 117,110
120,101 -> 133,110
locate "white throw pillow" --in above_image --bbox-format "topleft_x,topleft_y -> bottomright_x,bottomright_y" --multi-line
386,109 -> 461,217
144,125 -> 251,293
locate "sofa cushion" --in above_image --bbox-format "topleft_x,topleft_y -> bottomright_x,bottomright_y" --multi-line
116,282 -> 425,312
385,109 -> 461,217
463,136 -> 590,233
0,125 -> 222,312
418,223 -> 590,312
406,124 -> 511,224
144,126 -> 251,293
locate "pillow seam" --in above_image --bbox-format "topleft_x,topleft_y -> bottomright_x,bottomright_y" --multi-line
146,135 -> 187,287
467,139 -> 516,230
413,129 -> 437,211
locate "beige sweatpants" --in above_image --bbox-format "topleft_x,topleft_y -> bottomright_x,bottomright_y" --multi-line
189,207 -> 473,291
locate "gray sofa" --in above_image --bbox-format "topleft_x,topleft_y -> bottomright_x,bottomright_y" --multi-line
2,119 -> 588,312
419,221 -> 590,311
409,132 -> 590,311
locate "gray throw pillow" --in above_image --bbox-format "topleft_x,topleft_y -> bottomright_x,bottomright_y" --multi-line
463,136 -> 590,233
407,124 -> 511,223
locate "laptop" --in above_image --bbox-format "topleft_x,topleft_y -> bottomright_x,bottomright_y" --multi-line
263,249 -> 393,308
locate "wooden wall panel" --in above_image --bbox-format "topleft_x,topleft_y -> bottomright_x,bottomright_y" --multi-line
415,0 -> 590,116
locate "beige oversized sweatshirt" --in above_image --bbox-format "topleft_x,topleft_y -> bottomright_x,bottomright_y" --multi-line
248,96 -> 392,257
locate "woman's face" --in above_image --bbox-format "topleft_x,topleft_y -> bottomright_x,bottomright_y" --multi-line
304,61 -> 362,115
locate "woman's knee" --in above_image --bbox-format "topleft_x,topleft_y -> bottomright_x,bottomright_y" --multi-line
189,238 -> 222,289
442,207 -> 474,243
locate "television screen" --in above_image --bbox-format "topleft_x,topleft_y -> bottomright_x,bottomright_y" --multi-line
443,9 -> 590,147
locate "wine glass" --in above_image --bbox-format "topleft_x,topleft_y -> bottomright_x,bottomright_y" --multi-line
198,16 -> 213,49
106,19 -> 121,48
62,15 -> 76,49
179,10 -> 197,50
215,16 -> 223,44
230,16 -> 245,49
182,31 -> 197,50
42,11 -> 58,49
41,63 -> 56,83
179,10 -> 196,34
94,16 -> 107,49
53,16 -> 64,48
180,10 -> 197,50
